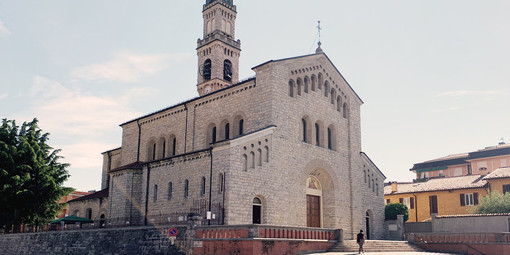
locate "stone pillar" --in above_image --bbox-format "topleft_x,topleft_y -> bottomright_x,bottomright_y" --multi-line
397,214 -> 404,240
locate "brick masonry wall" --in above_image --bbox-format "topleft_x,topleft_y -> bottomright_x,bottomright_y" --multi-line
0,226 -> 186,255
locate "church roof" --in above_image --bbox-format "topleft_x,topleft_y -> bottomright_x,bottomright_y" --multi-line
206,0 -> 233,6
252,52 -> 364,104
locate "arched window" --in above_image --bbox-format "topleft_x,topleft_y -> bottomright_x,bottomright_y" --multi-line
324,81 -> 329,97
364,170 -> 367,183
330,89 -> 336,104
376,183 -> 379,196
302,118 -> 307,142
242,154 -> 248,171
219,173 -> 225,193
239,119 -> 244,136
297,78 -> 302,96
315,123 -> 320,146
212,126 -> 217,143
289,80 -> 295,97
318,73 -> 323,90
203,59 -> 212,80
162,140 -> 166,158
152,143 -> 156,160
168,182 -> 173,200
172,137 -> 177,156
184,180 -> 189,198
224,123 -> 230,140
253,197 -> 262,224
304,76 -> 309,93
372,179 -> 375,192
337,96 -> 342,112
201,177 -> 206,196
328,126 -> 333,150
343,103 -> 349,118
153,185 -> 158,202
224,60 -> 232,82
264,146 -> 269,162
250,151 -> 255,168
257,149 -> 262,166
311,75 -> 316,91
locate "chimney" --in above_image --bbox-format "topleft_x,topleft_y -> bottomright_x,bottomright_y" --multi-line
391,182 -> 398,192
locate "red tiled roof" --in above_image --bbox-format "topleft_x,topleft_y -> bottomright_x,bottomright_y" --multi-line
482,167 -> 510,180
436,213 -> 510,218
384,175 -> 487,195
68,188 -> 109,202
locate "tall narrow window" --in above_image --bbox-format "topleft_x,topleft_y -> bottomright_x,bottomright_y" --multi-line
302,118 -> 307,142
152,143 -> 156,160
337,96 -> 341,112
212,127 -> 217,143
239,119 -> 244,136
168,182 -> 173,200
318,73 -> 323,90
257,149 -> 262,166
162,141 -> 166,158
327,127 -> 333,150
289,80 -> 295,97
343,103 -> 348,118
172,137 -> 177,156
242,154 -> 248,171
203,59 -> 212,80
153,185 -> 158,202
253,197 -> 262,224
184,180 -> 189,198
224,60 -> 232,82
324,81 -> 329,97
429,195 -> 438,214
304,76 -> 309,93
201,177 -> 206,196
250,151 -> 255,168
311,75 -> 316,91
315,123 -> 320,146
225,123 -> 230,140
364,170 -> 367,183
330,89 -> 335,104
297,78 -> 302,96
264,146 -> 269,162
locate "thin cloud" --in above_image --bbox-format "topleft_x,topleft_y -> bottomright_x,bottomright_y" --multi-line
71,53 -> 192,83
0,21 -> 11,36
436,90 -> 509,97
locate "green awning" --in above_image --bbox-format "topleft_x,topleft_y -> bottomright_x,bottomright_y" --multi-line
416,166 -> 448,173
50,215 -> 94,224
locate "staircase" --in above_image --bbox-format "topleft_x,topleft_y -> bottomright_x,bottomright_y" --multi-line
328,240 -> 423,253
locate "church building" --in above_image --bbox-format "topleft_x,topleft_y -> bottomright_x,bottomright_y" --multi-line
78,0 -> 385,240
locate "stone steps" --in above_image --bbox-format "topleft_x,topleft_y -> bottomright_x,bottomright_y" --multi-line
328,240 -> 423,252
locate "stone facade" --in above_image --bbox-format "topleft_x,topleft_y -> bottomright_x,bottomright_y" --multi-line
99,0 -> 386,240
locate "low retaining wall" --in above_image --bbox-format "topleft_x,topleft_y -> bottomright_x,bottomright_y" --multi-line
194,225 -> 340,255
0,226 -> 187,255
409,232 -> 510,255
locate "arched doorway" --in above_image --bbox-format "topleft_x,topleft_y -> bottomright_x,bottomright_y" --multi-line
100,214 -> 106,228
252,197 -> 262,224
306,176 -> 322,227
365,211 -> 371,239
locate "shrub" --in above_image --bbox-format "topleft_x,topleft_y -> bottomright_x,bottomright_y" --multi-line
385,203 -> 409,222
474,191 -> 510,214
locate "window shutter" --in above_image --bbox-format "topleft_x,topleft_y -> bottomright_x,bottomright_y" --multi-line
410,197 -> 415,209
460,194 -> 465,206
474,193 -> 479,205
386,199 -> 390,204
399,198 -> 403,203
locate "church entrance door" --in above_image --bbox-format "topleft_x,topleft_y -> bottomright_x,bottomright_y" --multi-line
307,195 -> 321,227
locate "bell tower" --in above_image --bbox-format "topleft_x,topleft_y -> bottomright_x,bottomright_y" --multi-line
197,0 -> 241,96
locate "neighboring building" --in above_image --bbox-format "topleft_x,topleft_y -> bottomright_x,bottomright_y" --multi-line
410,142 -> 510,180
386,143 -> 510,222
68,189 -> 109,226
86,0 -> 385,239
56,191 -> 90,219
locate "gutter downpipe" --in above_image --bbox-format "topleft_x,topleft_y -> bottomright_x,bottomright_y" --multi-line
412,193 -> 418,222
136,120 -> 142,162
184,104 -> 188,153
144,164 -> 151,226
208,147 -> 213,226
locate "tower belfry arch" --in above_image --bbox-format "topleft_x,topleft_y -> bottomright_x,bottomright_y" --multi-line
197,0 -> 241,96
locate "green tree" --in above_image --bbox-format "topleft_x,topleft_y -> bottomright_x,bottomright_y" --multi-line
474,191 -> 510,214
385,203 -> 409,222
0,118 -> 72,232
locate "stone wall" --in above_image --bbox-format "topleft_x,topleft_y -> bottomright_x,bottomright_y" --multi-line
0,226 -> 186,255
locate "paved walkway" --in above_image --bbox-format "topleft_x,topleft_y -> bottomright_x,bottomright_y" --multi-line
308,252 -> 457,255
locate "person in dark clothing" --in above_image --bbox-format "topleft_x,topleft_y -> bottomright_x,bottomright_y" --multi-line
356,230 -> 365,254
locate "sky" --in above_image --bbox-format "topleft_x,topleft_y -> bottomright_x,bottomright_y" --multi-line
1,0 -> 509,191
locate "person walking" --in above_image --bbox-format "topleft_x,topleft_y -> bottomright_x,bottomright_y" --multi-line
356,229 -> 365,254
